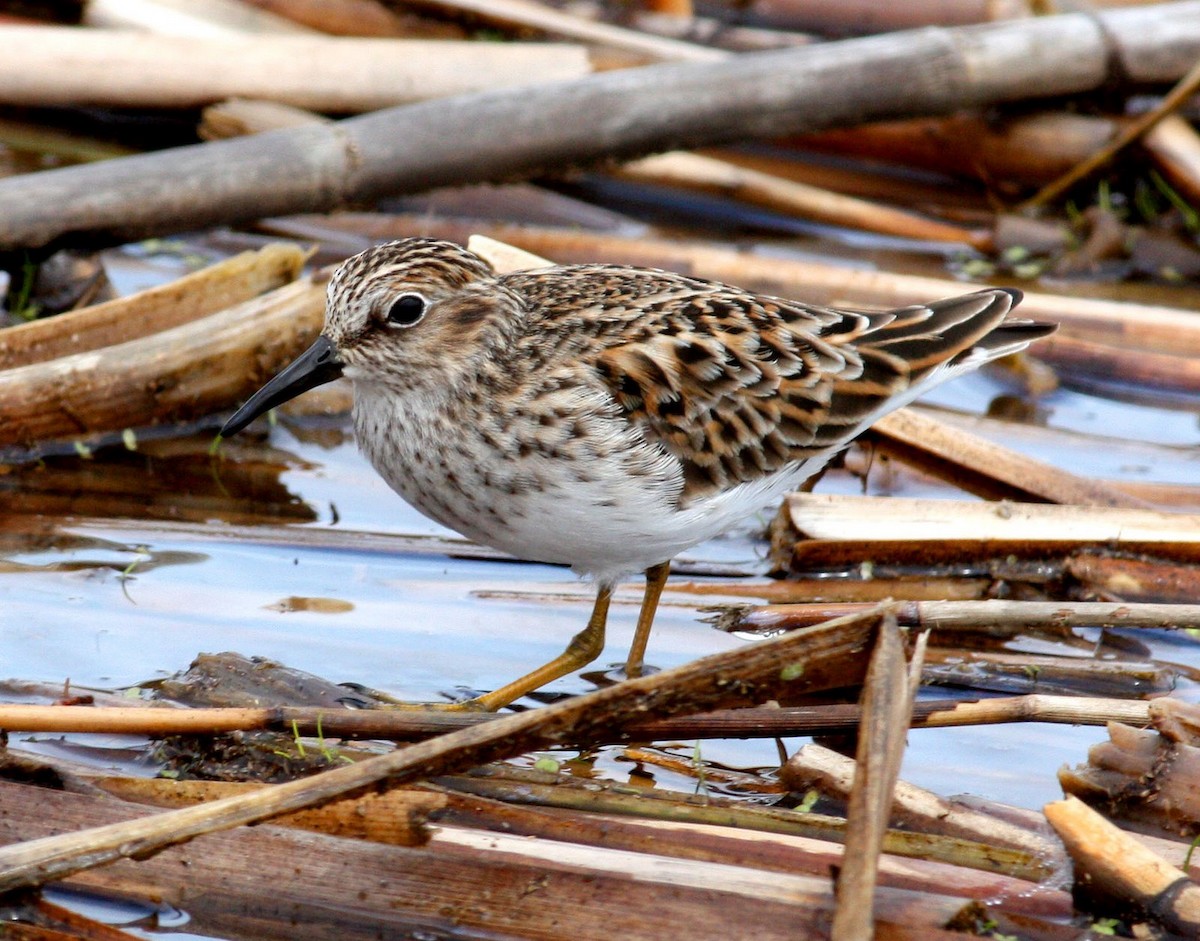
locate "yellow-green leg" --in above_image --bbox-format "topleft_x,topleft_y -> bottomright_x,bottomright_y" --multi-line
623,561 -> 670,679
469,580 -> 615,712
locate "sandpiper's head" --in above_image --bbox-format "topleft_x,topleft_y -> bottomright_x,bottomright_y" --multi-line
323,238 -> 508,380
219,238 -> 512,437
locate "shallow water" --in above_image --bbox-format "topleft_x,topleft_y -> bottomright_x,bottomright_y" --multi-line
4,358 -> 1198,810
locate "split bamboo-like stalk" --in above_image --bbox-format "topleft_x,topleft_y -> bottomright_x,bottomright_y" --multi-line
0,276 -> 326,457
778,493 -> 1200,544
0,26 -> 591,111
868,409 -> 1149,509
2,2 -> 1199,250
0,243 -> 306,370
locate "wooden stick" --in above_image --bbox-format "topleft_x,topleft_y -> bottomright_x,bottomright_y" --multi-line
832,613 -> 919,941
1143,112 -> 1200,206
868,409 -> 1149,509
1019,53 -> 1200,211
796,111 -> 1122,188
617,150 -> 990,247
237,0 -> 417,37
407,0 -> 723,61
1035,330 -> 1200,398
0,26 -> 590,111
0,605 -> 884,895
1044,795 -> 1200,936
0,693 -> 1151,741
745,0 -> 1032,33
726,598 -> 1200,635
2,3 -> 1199,250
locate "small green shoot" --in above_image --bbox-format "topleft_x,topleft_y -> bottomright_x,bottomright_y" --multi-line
779,661 -> 805,682
1183,832 -> 1200,869
533,755 -> 561,774
72,440 -> 93,460
121,428 -> 137,451
117,545 -> 151,604
1150,169 -> 1200,232
692,740 -> 708,798
7,254 -> 40,321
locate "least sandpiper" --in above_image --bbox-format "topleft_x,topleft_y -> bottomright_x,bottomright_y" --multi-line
221,238 -> 1054,709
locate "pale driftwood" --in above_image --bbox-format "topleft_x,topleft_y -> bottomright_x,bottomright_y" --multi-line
0,244 -> 306,370
0,27 -> 589,112
0,276 -> 326,458
2,2 -> 1199,251
780,494 -> 1200,544
0,605 -> 884,896
784,744 -> 1063,862
1044,796 -> 1200,937
916,695 -> 1150,729
616,151 -> 990,247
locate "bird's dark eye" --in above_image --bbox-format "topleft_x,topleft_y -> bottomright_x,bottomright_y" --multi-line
385,293 -> 426,327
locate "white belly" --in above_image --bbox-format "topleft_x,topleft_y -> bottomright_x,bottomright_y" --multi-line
351,384 -> 825,581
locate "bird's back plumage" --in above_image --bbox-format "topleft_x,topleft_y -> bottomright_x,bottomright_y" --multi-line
500,266 -> 1044,505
